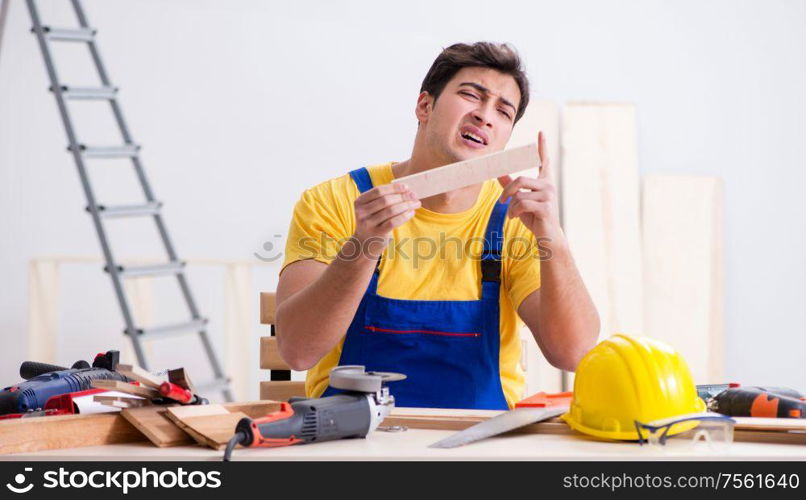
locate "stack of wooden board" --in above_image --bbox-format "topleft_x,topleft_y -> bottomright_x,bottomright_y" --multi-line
161,402 -> 279,450
121,401 -> 280,449
90,364 -> 198,409
0,400 -> 282,454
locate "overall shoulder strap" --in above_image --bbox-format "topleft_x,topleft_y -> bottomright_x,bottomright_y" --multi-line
480,201 -> 509,283
348,167 -> 381,290
349,167 -> 374,193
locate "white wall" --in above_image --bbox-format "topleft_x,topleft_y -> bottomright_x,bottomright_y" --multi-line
1,0 -> 804,393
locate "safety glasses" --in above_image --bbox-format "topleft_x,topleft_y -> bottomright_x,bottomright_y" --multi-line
634,412 -> 736,450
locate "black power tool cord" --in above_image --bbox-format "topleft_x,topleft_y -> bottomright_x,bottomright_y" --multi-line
223,431 -> 246,461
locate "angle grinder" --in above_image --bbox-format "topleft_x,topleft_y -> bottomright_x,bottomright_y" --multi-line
223,365 -> 405,460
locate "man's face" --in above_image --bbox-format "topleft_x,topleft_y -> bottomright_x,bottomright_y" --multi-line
417,66 -> 521,164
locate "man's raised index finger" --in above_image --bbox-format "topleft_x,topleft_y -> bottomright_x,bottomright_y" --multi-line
537,131 -> 550,179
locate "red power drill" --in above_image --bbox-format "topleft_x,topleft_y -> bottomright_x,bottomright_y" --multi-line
697,384 -> 806,418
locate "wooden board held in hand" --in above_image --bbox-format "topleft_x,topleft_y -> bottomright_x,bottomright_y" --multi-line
392,143 -> 539,199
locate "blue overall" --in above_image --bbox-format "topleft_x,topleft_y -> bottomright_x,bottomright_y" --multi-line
322,167 -> 510,410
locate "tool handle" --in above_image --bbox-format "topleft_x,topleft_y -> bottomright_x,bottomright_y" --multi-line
236,403 -> 305,448
19,361 -> 69,380
159,381 -> 192,404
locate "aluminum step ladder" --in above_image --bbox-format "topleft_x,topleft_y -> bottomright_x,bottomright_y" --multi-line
25,0 -> 232,401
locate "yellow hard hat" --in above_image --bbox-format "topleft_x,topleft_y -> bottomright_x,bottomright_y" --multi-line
561,334 -> 705,441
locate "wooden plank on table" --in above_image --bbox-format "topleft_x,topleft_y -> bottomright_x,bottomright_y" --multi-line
166,401 -> 283,421
391,143 -> 540,200
260,292 -> 276,325
389,408 -> 806,434
168,412 -> 250,450
260,337 -> 290,370
732,417 -> 806,432
225,400 -> 283,419
561,102 -> 644,348
0,413 -> 146,455
164,401 -> 283,449
731,430 -> 806,445
0,400 -> 283,455
167,404 -> 229,420
642,175 -> 724,383
121,401 -> 282,448
121,405 -> 194,447
392,407 -> 503,419
260,381 -> 306,401
115,364 -> 164,389
383,408 -> 806,446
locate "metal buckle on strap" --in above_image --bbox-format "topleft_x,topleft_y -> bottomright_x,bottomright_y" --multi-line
481,258 -> 502,283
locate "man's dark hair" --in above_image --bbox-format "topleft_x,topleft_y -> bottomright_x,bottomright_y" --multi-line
420,42 -> 530,123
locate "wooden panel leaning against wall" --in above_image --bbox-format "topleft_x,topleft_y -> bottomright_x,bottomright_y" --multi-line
259,292 -> 306,401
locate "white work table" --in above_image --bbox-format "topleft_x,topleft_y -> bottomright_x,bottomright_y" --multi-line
4,427 -> 806,461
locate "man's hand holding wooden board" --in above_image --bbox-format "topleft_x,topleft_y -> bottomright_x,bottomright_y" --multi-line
497,131 -> 561,238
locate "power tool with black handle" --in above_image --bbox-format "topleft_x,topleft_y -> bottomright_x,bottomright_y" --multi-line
0,351 -> 130,416
697,384 -> 806,418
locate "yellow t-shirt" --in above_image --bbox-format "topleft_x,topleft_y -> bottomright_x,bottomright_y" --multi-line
280,162 -> 542,408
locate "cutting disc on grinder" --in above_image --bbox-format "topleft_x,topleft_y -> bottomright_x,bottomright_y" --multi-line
329,365 -> 406,393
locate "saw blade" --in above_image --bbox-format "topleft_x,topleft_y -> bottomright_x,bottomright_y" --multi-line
428,405 -> 568,449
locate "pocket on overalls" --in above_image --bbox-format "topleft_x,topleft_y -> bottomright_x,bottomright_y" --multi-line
359,299 -> 486,399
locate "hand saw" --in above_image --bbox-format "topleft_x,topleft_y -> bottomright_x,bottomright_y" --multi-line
428,391 -> 572,449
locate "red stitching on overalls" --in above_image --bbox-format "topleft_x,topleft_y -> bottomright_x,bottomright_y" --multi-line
364,325 -> 480,337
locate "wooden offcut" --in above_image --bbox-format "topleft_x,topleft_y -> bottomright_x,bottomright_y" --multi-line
260,336 -> 289,370
260,292 -> 276,325
168,367 -> 197,394
259,381 -> 306,401
91,379 -> 160,399
164,401 -> 282,450
0,412 -> 146,455
120,405 -> 194,447
391,143 -> 540,200
168,411 -> 250,450
115,364 -> 164,389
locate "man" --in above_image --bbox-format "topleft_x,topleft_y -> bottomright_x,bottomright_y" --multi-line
276,42 -> 599,409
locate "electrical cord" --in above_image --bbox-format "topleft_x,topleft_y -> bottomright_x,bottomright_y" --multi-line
223,431 -> 246,462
